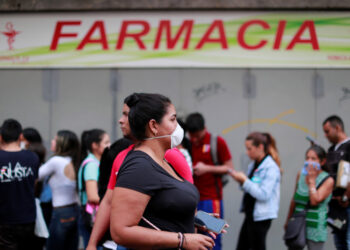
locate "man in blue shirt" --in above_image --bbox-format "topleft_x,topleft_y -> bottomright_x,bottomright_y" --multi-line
0,119 -> 40,250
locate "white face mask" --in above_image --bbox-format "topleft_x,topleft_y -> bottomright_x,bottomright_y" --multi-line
20,141 -> 26,149
146,123 -> 184,148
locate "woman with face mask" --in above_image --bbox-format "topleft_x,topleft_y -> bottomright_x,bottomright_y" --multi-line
284,145 -> 334,250
110,93 -> 215,250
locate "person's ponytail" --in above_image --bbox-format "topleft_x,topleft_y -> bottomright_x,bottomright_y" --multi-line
263,133 -> 282,174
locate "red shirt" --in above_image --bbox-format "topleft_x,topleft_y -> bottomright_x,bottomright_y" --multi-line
192,131 -> 232,200
107,145 -> 193,190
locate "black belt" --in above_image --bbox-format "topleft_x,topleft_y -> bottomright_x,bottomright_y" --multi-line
54,203 -> 77,209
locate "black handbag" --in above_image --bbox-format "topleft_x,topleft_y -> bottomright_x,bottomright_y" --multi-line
284,175 -> 331,248
284,209 -> 307,248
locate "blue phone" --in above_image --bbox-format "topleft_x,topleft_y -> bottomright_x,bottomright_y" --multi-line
194,210 -> 226,234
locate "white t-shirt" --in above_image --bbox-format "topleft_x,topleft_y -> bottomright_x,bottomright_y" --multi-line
39,156 -> 78,207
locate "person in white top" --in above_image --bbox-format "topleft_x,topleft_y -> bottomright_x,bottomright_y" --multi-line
38,130 -> 80,250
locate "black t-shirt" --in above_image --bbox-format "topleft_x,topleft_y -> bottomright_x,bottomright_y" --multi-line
0,150 -> 39,224
242,155 -> 268,217
327,140 -> 350,197
116,150 -> 199,233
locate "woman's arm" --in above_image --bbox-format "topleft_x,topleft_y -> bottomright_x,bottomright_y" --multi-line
306,169 -> 334,206
84,162 -> 100,204
110,187 -> 214,249
86,180 -> 100,204
240,166 -> 280,201
38,157 -> 56,181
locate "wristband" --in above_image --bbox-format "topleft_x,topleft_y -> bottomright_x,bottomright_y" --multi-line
310,187 -> 317,194
178,232 -> 184,249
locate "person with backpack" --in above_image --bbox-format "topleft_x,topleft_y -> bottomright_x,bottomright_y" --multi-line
185,112 -> 234,250
77,129 -> 110,248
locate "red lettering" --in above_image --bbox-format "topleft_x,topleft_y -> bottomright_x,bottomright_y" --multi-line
286,21 -> 319,50
77,21 -> 108,50
154,20 -> 193,50
116,21 -> 150,50
238,20 -> 270,50
50,21 -> 81,50
273,20 -> 286,50
195,20 -> 228,50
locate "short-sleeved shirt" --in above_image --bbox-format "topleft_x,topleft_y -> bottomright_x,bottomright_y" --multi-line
326,139 -> 350,197
78,153 -> 100,205
39,156 -> 78,207
0,150 -> 39,224
191,131 -> 232,200
116,150 -> 199,233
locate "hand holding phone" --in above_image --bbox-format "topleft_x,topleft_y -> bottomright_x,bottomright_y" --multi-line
194,210 -> 227,234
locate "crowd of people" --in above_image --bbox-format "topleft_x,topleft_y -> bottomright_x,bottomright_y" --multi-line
0,92 -> 349,250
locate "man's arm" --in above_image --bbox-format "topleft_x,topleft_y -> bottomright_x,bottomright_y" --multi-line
193,159 -> 233,176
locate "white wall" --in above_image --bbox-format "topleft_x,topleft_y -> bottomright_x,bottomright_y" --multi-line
1,68 -> 350,249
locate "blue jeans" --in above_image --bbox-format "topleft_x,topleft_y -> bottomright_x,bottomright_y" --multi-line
78,208 -> 91,248
197,199 -> 223,250
333,206 -> 350,250
46,204 -> 79,250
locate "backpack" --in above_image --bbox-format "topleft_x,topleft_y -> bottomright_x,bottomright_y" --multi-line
210,134 -> 230,188
79,158 -> 99,231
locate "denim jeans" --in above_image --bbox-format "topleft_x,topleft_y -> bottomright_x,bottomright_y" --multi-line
333,206 -> 350,250
46,204 -> 79,250
197,199 -> 223,250
78,208 -> 91,249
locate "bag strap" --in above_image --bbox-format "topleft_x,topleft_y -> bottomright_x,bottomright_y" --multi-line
210,134 -> 219,166
210,134 -> 222,197
141,216 -> 161,231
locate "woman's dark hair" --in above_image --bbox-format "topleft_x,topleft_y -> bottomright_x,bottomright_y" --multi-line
177,118 -> 192,155
23,127 -> 43,144
246,132 -> 282,172
55,130 -> 80,174
27,143 -> 46,164
125,93 -> 171,140
306,145 -> 328,172
81,129 -> 106,161
98,138 -> 133,199
22,127 -> 46,163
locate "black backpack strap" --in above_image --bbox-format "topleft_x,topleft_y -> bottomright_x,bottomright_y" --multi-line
316,174 -> 331,189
